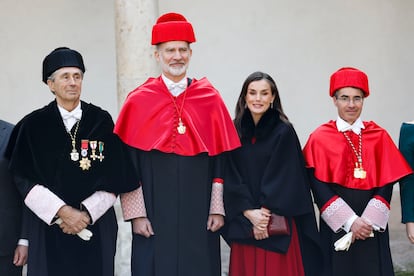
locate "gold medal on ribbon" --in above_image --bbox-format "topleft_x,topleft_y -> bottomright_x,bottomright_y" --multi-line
79,139 -> 91,170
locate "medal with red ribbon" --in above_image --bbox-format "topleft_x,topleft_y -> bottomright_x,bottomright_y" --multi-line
79,139 -> 91,170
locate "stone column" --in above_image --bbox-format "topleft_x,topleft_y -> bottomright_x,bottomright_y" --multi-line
114,0 -> 159,110
113,1 -> 158,275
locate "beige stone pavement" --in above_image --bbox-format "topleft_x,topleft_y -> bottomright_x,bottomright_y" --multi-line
388,187 -> 414,273
21,187 -> 414,275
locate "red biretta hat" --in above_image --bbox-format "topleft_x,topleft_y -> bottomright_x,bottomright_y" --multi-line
329,67 -> 370,97
151,12 -> 196,45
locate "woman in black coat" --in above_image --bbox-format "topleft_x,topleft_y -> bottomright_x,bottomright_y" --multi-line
222,71 -> 322,276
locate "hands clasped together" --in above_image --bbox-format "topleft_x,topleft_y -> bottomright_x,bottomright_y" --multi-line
244,207 -> 271,240
351,217 -> 374,241
335,217 -> 374,251
55,205 -> 93,240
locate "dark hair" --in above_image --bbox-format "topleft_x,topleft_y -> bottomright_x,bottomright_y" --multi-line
234,71 -> 289,133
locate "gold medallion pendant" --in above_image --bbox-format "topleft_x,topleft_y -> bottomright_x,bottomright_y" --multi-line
68,120 -> 80,161
177,118 -> 186,134
70,149 -> 79,161
353,167 -> 367,179
170,88 -> 188,135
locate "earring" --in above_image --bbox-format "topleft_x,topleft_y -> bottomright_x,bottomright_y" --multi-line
270,102 -> 273,109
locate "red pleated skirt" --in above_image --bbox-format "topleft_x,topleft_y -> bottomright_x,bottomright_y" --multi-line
229,220 -> 304,276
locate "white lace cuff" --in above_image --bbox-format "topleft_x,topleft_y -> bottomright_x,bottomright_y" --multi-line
321,197 -> 356,232
81,191 -> 117,224
24,184 -> 66,225
361,197 -> 390,230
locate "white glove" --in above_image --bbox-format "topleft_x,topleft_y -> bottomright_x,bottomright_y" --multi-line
55,218 -> 93,241
334,231 -> 374,251
334,232 -> 353,251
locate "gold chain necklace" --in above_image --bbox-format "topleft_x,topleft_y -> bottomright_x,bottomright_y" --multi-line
170,89 -> 188,134
68,120 -> 81,161
343,131 -> 366,179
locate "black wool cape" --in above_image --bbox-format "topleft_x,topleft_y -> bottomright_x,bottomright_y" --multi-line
222,109 -> 323,276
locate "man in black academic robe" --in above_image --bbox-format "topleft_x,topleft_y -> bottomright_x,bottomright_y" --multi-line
7,47 -> 137,276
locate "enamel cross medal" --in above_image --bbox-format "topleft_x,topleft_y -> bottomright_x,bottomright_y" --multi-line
98,141 -> 105,162
90,140 -> 98,160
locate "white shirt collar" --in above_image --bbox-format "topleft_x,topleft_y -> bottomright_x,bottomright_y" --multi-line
58,102 -> 82,131
162,74 -> 187,96
336,116 -> 365,134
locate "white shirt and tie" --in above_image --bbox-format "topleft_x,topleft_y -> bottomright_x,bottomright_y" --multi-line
336,116 -> 365,135
161,74 -> 187,96
58,103 -> 82,131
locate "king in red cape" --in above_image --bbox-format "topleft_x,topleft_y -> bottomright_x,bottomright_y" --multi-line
113,12 -> 240,276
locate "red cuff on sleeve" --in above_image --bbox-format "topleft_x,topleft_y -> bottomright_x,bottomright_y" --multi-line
321,195 -> 339,213
373,195 -> 390,209
213,178 -> 223,184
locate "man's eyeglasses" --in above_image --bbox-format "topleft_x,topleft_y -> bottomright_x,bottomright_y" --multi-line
335,96 -> 364,104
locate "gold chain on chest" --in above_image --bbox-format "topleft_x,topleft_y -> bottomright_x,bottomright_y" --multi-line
342,131 -> 366,179
68,120 -> 81,161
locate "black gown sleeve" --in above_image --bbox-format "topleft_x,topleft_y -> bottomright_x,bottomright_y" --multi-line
307,168 -> 338,210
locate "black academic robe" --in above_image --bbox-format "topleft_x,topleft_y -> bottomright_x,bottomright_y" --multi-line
128,149 -> 223,276
222,109 -> 323,276
114,76 -> 240,276
310,177 -> 394,276
7,100 -> 138,276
